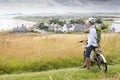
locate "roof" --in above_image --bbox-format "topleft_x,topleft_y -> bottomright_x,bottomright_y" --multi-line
63,23 -> 72,29
113,20 -> 120,24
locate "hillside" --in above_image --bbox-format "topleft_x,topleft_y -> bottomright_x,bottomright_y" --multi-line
0,33 -> 120,80
0,64 -> 120,80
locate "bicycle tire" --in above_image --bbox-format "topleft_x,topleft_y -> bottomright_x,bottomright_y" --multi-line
95,53 -> 107,72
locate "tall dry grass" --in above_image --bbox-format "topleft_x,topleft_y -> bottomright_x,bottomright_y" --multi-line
0,33 -> 120,74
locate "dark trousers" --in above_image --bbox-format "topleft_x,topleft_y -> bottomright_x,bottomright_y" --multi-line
84,45 -> 95,58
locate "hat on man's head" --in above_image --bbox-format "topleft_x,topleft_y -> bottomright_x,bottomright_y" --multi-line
87,18 -> 96,24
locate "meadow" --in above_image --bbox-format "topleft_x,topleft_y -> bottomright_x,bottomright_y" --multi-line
0,33 -> 120,79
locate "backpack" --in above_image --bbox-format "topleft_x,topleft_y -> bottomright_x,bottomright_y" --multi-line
95,25 -> 101,43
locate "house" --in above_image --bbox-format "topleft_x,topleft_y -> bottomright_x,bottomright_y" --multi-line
48,23 -> 54,31
62,23 -> 72,32
32,23 -> 40,30
69,24 -> 88,31
12,24 -> 29,32
110,20 -> 120,32
54,24 -> 63,32
44,23 -> 50,27
48,23 -> 63,32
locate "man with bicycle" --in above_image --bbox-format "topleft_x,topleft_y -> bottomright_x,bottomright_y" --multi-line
81,18 -> 98,69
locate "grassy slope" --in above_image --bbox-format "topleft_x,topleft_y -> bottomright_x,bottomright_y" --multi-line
0,65 -> 120,80
0,33 -> 120,80
0,33 -> 120,74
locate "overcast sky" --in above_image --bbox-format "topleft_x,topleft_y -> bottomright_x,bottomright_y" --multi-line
0,0 -> 119,14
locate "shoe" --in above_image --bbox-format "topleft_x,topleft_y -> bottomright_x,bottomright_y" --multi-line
81,65 -> 87,68
87,67 -> 90,70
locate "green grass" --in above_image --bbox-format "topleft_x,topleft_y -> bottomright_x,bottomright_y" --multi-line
0,64 -> 120,80
0,33 -> 120,80
0,33 -> 120,75
14,16 -> 49,23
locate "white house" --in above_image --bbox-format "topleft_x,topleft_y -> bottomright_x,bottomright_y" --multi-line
62,23 -> 72,32
48,23 -> 63,32
13,24 -> 29,32
48,23 -> 54,31
54,24 -> 63,32
44,22 -> 50,27
32,23 -> 40,29
110,20 -> 120,32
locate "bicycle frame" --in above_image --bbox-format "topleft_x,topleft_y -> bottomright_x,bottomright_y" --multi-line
79,40 -> 106,63
79,40 -> 107,72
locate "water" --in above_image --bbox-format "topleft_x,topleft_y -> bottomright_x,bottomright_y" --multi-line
0,15 -> 36,31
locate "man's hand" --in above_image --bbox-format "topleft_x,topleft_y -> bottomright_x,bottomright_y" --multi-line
82,45 -> 87,49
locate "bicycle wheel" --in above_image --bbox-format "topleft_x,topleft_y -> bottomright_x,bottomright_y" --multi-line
95,53 -> 107,72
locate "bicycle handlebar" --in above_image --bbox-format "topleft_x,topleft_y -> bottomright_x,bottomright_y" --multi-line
79,40 -> 88,43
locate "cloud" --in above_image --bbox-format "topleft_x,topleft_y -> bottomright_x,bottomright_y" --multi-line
53,0 -> 84,7
0,0 -> 120,14
0,0 -> 119,7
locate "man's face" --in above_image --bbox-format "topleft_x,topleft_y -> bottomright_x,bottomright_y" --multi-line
86,21 -> 91,27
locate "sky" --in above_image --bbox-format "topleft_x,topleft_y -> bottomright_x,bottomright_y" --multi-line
0,0 -> 119,14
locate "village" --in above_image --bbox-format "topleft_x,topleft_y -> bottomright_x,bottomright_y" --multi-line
11,21 -> 87,33
11,18 -> 88,33
10,17 -> 120,34
41,21 -> 88,33
11,18 -> 104,33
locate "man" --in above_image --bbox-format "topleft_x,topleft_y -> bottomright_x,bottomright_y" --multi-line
82,18 -> 98,69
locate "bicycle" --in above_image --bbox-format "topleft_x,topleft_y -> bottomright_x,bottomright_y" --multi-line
79,40 -> 107,72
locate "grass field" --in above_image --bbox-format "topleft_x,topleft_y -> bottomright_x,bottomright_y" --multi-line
0,33 -> 120,79
0,65 -> 120,80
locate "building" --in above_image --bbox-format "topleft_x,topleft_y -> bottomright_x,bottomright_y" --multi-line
12,24 -> 29,32
62,23 -> 72,32
54,24 -> 63,32
110,20 -> 120,32
68,24 -> 88,31
44,22 -> 50,27
48,23 -> 55,31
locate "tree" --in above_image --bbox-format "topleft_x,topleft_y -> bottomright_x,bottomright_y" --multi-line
49,18 -> 59,24
101,24 -> 108,30
63,20 -> 66,24
39,23 -> 44,29
49,18 -> 65,26
70,20 -> 75,24
75,19 -> 85,24
96,19 -> 102,24
58,21 -> 64,26
96,19 -> 109,32
39,23 -> 48,30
